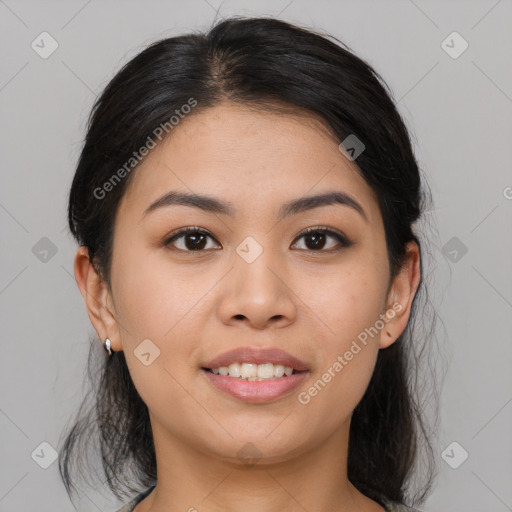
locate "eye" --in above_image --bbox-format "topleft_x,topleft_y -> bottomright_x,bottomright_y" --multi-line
163,226 -> 352,253
163,226 -> 220,252
291,226 -> 352,252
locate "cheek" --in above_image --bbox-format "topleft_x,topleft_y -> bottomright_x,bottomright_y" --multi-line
294,343 -> 378,445
112,248 -> 203,339
113,254 -> 206,417
112,250 -> 210,382
296,276 -> 382,432
297,263 -> 387,345
293,264 -> 385,410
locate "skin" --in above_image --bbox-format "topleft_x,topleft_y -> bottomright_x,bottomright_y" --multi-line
74,101 -> 421,512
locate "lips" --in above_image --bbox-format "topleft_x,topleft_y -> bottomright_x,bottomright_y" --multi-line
201,346 -> 309,372
201,369 -> 309,403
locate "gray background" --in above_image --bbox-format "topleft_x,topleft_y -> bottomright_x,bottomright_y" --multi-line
1,1 -> 511,511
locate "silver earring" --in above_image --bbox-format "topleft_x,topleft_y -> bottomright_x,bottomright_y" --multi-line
104,338 -> 112,356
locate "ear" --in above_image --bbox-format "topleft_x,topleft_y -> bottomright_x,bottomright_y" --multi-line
73,246 -> 122,352
379,240 -> 421,349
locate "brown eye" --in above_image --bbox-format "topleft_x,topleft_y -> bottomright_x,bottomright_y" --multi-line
164,227 -> 220,252
291,227 -> 352,252
163,226 -> 352,254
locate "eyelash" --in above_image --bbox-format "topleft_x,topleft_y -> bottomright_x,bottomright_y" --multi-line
162,225 -> 353,253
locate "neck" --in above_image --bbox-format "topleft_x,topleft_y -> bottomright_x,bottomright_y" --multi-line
134,416 -> 385,512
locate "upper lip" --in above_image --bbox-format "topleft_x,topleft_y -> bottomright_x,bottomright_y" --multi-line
202,347 -> 309,372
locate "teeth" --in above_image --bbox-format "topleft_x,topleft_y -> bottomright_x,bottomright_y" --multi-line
208,362 -> 297,380
257,363 -> 274,379
228,363 -> 241,378
241,363 -> 258,379
274,364 -> 285,378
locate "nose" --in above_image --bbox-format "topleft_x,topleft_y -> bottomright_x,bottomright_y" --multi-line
217,253 -> 297,330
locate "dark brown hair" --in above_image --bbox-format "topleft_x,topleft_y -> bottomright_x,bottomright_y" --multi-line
59,15 -> 442,508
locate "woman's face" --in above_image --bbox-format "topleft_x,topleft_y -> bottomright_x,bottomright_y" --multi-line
83,101 -> 419,464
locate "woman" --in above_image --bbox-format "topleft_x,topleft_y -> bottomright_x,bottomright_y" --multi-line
59,15 -> 439,512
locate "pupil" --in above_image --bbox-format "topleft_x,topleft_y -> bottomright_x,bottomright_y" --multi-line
186,233 -> 206,250
306,232 -> 325,250
184,231 -> 327,251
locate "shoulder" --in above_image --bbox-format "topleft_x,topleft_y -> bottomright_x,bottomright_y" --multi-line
363,489 -> 421,512
112,488 -> 421,512
112,499 -> 422,512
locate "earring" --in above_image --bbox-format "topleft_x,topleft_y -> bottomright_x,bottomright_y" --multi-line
103,337 -> 112,356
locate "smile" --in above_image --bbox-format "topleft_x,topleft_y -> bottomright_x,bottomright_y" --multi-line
201,366 -> 309,403
203,362 -> 301,381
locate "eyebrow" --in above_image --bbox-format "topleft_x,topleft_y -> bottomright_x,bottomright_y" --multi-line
142,190 -> 367,222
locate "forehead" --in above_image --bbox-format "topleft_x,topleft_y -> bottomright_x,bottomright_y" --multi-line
118,102 -> 380,224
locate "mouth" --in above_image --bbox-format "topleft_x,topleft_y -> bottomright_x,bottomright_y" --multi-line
200,367 -> 309,403
200,347 -> 310,403
201,346 -> 309,374
201,362 -> 305,381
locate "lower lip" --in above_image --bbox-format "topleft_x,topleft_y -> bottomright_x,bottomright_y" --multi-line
201,369 -> 309,403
